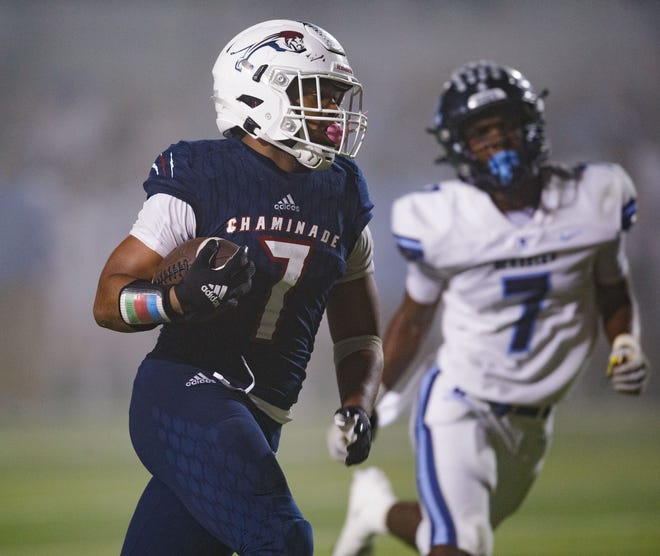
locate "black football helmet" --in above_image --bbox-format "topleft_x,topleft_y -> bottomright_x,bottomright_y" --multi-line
429,60 -> 549,190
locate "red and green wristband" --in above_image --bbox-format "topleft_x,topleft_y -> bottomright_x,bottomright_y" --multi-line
118,279 -> 177,327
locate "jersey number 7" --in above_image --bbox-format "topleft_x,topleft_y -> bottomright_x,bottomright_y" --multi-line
255,238 -> 312,340
502,273 -> 551,353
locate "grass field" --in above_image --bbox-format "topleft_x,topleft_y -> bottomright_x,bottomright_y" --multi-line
1,404 -> 658,555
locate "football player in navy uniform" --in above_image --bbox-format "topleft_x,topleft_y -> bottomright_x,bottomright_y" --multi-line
93,20 -> 382,556
331,61 -> 649,556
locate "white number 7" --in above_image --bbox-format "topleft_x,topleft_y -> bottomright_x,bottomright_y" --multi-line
255,239 -> 312,340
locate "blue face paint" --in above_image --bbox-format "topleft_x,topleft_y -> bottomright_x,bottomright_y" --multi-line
488,150 -> 520,186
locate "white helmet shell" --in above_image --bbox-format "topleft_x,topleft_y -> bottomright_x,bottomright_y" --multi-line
212,20 -> 367,170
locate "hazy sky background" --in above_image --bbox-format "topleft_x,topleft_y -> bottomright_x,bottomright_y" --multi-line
1,0 -> 658,419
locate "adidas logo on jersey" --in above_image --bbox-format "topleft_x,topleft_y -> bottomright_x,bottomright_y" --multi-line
185,372 -> 216,387
201,284 -> 228,308
274,194 -> 300,212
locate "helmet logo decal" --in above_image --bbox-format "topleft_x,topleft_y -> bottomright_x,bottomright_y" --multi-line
231,31 -> 306,71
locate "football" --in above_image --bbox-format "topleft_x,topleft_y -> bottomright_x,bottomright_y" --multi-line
152,237 -> 240,286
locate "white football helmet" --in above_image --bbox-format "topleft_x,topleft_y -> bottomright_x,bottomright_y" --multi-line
212,19 -> 367,170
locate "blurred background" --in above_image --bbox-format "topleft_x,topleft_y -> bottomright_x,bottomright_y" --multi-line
1,0 -> 658,417
0,1 -> 659,554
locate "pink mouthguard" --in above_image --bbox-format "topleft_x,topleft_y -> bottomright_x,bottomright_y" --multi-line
326,123 -> 344,146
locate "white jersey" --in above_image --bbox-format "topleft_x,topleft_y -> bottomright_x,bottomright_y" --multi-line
391,163 -> 637,406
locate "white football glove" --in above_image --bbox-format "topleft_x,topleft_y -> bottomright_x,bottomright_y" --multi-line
326,420 -> 348,462
375,390 -> 403,428
606,334 -> 649,395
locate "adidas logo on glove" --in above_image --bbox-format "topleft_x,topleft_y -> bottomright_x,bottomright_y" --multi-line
201,283 -> 228,308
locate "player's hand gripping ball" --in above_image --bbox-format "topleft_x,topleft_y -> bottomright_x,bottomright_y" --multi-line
152,237 -> 240,286
153,237 -> 255,321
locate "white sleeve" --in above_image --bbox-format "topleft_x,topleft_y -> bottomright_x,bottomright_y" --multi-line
335,225 -> 375,284
405,262 -> 445,304
129,193 -> 197,256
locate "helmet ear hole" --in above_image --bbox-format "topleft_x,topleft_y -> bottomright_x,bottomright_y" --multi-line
243,117 -> 261,135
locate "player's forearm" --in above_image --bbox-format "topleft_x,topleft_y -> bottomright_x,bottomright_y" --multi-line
94,274 -> 178,333
93,274 -> 142,332
596,279 -> 636,343
603,302 -> 635,344
336,349 -> 383,413
382,308 -> 431,390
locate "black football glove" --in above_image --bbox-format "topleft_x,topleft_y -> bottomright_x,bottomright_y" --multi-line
369,407 -> 379,442
173,239 -> 255,321
333,406 -> 374,466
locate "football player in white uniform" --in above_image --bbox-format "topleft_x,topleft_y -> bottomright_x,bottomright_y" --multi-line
331,60 -> 649,556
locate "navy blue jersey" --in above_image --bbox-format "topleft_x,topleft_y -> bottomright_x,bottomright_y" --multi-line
142,138 -> 373,410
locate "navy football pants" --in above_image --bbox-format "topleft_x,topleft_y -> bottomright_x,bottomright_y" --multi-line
121,357 -> 313,555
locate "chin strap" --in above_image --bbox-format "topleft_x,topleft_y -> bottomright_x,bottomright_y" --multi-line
294,142 -> 335,170
251,128 -> 335,170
